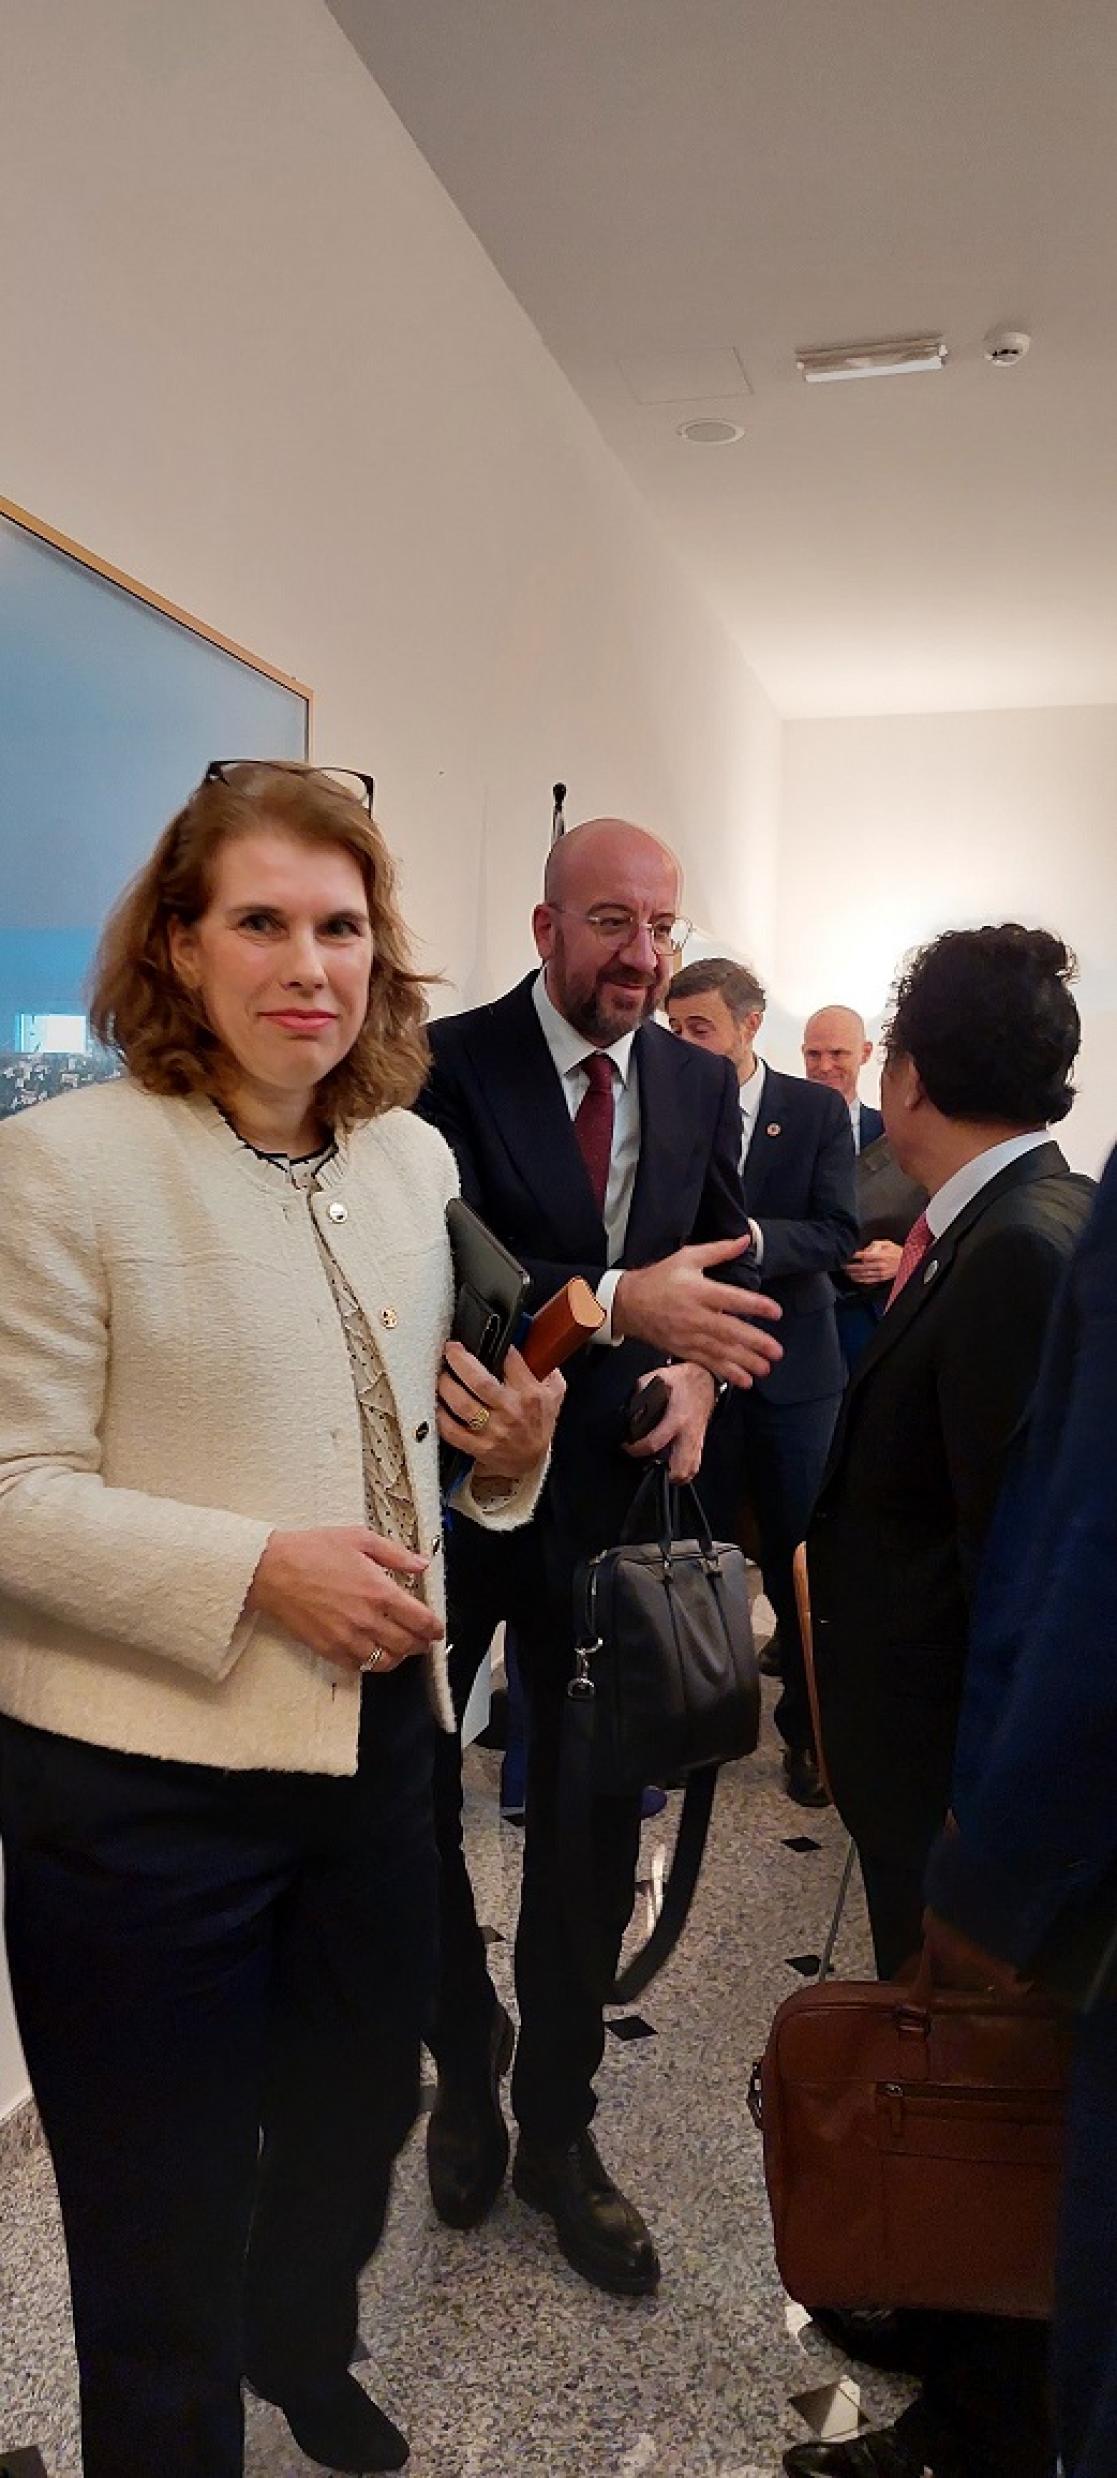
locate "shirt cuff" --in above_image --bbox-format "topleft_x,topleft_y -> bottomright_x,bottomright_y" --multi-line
748,1219 -> 764,1265
594,1267 -> 626,1345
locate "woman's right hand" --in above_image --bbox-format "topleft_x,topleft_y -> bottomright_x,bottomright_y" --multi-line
245,1527 -> 444,1673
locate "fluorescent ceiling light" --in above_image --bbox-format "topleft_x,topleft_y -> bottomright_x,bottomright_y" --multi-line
797,335 -> 947,384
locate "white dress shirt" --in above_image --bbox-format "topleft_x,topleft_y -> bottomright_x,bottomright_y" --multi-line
849,1098 -> 863,1154
738,1057 -> 766,1264
532,972 -> 640,1341
926,1129 -> 1052,1242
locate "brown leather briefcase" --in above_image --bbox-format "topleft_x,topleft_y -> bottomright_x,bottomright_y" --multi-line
748,1952 -> 1071,2319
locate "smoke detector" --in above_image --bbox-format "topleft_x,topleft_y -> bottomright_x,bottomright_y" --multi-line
984,328 -> 1031,365
676,417 -> 745,445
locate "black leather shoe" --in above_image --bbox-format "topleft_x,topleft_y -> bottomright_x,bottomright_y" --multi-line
783,2430 -> 952,2476
808,2305 -> 931,2375
512,2129 -> 661,2296
245,2369 -> 408,2472
783,1746 -> 831,1809
427,2001 -> 515,2229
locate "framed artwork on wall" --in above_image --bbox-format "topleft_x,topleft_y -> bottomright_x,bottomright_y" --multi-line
0,496 -> 312,1117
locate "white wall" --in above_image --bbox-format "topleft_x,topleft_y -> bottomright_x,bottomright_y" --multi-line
768,707 -> 1117,1175
0,0 -> 781,2119
1,0 -> 781,1004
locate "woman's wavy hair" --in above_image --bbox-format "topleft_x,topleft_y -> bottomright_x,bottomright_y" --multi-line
90,763 -> 431,1130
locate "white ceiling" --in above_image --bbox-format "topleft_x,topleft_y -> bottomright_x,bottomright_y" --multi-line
327,0 -> 1117,717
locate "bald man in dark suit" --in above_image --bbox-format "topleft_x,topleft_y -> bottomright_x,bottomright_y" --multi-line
419,821 -> 782,2299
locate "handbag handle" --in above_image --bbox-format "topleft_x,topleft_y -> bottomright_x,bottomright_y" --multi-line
618,1458 -> 717,1556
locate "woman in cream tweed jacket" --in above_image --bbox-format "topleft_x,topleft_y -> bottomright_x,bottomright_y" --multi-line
0,1076 -> 533,1773
0,761 -> 562,2478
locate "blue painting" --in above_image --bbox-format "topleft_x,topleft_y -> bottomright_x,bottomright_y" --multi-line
0,510 -> 308,1114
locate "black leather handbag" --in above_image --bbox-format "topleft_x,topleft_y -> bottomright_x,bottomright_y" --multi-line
560,1462 -> 760,2004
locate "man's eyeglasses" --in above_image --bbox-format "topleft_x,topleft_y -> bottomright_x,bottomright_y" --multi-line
549,904 -> 692,957
203,760 -> 376,815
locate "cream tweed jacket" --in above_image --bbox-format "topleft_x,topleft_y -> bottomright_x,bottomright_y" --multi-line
0,1079 -> 544,1774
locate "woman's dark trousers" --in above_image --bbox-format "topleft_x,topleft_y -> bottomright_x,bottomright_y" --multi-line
0,1664 -> 437,2478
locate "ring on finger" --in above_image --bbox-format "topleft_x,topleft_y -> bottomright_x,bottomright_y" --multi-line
360,1645 -> 388,1673
466,1406 -> 491,1435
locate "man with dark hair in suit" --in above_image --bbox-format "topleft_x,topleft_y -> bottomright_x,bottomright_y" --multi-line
419,820 -> 783,2298
924,1142 -> 1117,2478
788,924 -> 1094,2478
667,960 -> 858,1807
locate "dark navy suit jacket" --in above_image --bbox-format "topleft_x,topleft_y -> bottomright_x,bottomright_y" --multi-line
810,1141 -> 1095,1865
741,1065 -> 858,1404
927,1144 -> 1117,1978
417,973 -> 754,1552
858,1102 -> 884,1152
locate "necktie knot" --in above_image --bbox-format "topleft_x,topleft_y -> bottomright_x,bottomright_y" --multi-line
581,1051 -> 614,1095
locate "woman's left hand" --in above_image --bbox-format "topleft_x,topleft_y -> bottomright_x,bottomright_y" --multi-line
437,1341 -> 565,1479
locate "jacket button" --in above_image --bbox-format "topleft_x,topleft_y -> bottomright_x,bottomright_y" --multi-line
327,1201 -> 347,1224
430,1535 -> 441,1556
381,1306 -> 398,1330
414,1420 -> 430,1442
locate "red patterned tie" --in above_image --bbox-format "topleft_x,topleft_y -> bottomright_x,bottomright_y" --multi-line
573,1052 -> 615,1219
886,1209 -> 933,1308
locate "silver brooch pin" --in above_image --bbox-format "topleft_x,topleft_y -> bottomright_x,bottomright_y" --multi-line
923,1258 -> 940,1285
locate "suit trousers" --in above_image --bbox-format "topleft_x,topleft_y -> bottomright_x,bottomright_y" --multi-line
431,1514 -> 643,2148
0,1663 -> 437,2478
734,1386 -> 841,1754
858,1844 -> 1053,2478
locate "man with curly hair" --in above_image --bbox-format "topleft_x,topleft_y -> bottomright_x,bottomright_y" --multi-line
788,924 -> 1094,2478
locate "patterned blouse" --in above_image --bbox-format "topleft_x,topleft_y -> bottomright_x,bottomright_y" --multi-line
235,1126 -> 421,1560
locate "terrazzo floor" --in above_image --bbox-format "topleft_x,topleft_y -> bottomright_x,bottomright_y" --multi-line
0,1621 -> 915,2477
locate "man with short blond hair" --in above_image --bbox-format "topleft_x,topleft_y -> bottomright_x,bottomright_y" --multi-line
802,1004 -> 875,1143
803,1004 -> 926,1367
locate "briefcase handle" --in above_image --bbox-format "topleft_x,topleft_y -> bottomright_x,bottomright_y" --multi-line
894,1939 -> 1051,2016
618,1458 -> 718,1558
